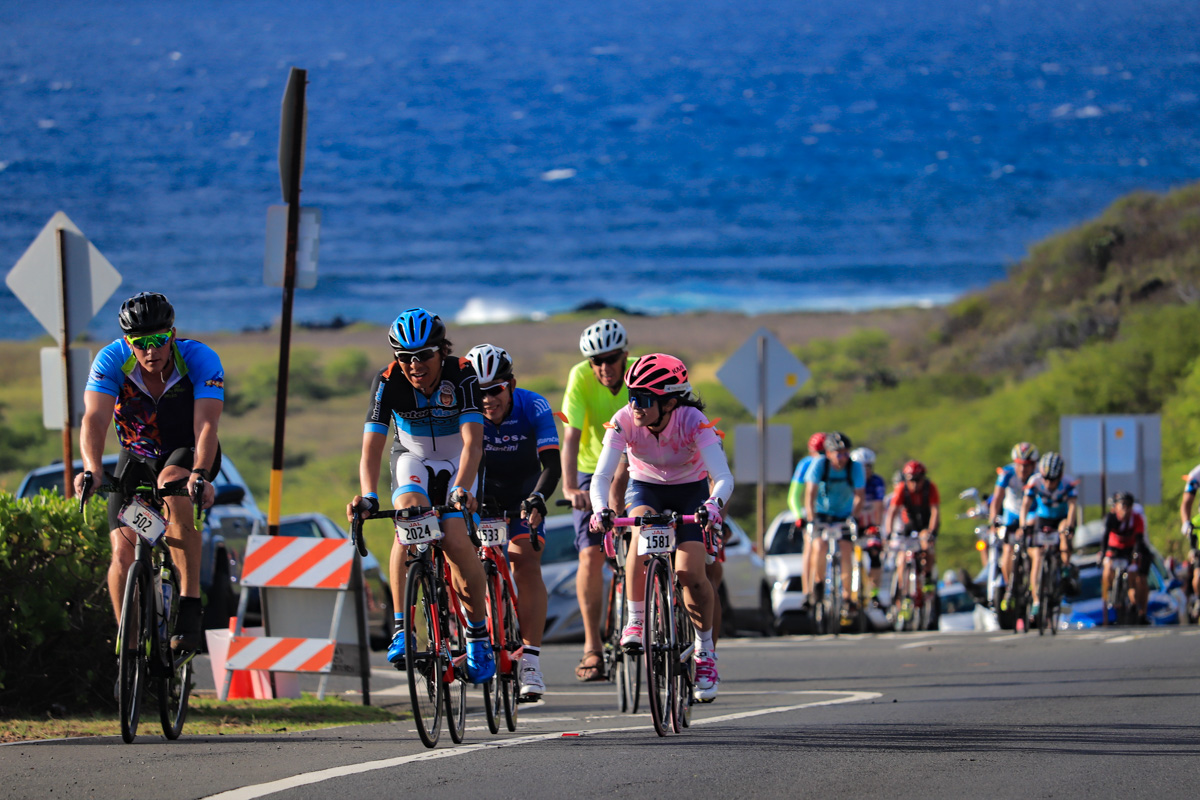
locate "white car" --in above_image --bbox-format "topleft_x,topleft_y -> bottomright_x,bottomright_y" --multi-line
764,510 -> 809,634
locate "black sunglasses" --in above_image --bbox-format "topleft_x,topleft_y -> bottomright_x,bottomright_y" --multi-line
590,351 -> 625,367
394,347 -> 439,364
481,383 -> 507,397
629,391 -> 659,409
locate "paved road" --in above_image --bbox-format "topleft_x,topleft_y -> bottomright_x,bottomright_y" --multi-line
4,629 -> 1199,799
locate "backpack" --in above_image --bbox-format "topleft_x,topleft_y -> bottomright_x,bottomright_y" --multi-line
820,457 -> 856,488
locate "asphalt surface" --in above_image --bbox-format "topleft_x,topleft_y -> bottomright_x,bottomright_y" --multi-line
4,628 -> 1199,800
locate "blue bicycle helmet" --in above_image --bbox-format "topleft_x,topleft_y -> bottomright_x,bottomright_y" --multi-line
388,308 -> 446,351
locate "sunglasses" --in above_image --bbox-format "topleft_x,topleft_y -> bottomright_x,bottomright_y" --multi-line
126,332 -> 172,350
394,347 -> 439,364
480,383 -> 507,397
590,351 -> 625,367
629,391 -> 659,409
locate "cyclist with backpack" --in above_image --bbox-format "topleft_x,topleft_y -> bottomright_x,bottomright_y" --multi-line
1101,492 -> 1149,625
883,460 -> 941,604
803,432 -> 865,610
1019,451 -> 1079,622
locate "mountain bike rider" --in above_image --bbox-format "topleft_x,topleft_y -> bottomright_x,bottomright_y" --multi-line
1178,465 -> 1200,604
988,442 -> 1039,611
465,343 -> 561,701
1019,451 -> 1079,622
1101,491 -> 1149,625
788,431 -> 825,607
559,318 -> 633,683
803,432 -> 866,612
588,354 -> 732,703
74,292 -> 222,653
347,308 -> 494,684
851,447 -> 887,607
884,460 -> 941,603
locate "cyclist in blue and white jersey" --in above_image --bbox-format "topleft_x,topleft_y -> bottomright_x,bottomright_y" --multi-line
347,308 -> 494,684
851,447 -> 887,606
804,432 -> 865,609
988,442 -> 1039,609
787,431 -> 825,606
1019,451 -> 1079,619
74,292 -> 223,653
466,344 -> 561,701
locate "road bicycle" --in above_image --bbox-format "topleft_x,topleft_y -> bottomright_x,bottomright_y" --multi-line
888,533 -> 935,632
610,509 -> 706,737
476,502 -> 523,734
1104,555 -> 1136,626
79,469 -> 200,744
604,525 -> 641,712
1007,526 -> 1033,633
810,519 -> 857,636
352,503 -> 473,749
1035,534 -> 1063,635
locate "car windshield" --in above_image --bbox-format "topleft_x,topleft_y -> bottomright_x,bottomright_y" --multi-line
19,471 -> 66,497
940,589 -> 975,614
278,520 -> 324,538
1067,568 -> 1103,601
768,523 -> 805,555
541,519 -> 578,564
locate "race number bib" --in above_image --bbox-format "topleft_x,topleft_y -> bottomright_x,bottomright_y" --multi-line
395,512 -> 444,545
119,497 -> 168,545
478,518 -> 509,546
637,524 -> 676,555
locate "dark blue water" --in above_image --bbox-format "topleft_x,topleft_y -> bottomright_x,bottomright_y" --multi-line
2,0 -> 1199,337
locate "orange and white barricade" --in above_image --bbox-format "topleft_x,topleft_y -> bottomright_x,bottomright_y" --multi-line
220,535 -> 371,703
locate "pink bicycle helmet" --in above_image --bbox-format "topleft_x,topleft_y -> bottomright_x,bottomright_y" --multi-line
624,353 -> 692,396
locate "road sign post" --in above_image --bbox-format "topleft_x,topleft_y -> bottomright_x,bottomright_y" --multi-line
717,328 -> 810,557
5,212 -> 121,497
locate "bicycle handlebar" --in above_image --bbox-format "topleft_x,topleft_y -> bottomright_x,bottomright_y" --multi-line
350,503 -> 478,556
612,514 -> 701,528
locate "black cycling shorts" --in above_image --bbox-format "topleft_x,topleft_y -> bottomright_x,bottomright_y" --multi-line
107,445 -> 222,532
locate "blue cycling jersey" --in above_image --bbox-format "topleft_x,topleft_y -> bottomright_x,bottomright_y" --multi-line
481,388 -> 559,513
1024,473 -> 1078,520
995,464 -> 1026,525
790,455 -> 814,486
804,456 -> 866,519
85,338 -> 224,460
863,473 -> 887,504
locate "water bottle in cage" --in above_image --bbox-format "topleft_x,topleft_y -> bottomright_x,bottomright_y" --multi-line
158,567 -> 172,639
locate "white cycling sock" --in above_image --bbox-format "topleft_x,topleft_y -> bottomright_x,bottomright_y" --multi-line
696,628 -> 714,655
629,600 -> 645,623
522,647 -> 540,671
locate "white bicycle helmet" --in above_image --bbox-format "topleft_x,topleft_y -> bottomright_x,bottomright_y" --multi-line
579,318 -> 628,357
850,447 -> 876,466
465,343 -> 514,384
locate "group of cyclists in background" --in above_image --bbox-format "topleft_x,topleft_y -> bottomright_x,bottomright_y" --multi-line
72,293 -> 1200,742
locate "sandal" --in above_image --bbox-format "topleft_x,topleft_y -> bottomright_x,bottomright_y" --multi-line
574,650 -> 606,683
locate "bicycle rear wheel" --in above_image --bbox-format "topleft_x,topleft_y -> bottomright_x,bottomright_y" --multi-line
672,581 -> 695,732
405,562 -> 443,748
827,558 -> 842,637
481,568 -> 502,735
644,557 -> 672,737
500,581 -> 520,732
158,564 -> 191,740
444,600 -> 468,745
118,559 -> 148,744
607,578 -> 627,712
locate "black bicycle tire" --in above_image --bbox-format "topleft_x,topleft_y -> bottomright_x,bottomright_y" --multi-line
118,558 -> 147,744
405,561 -> 443,748
609,578 -> 627,712
482,573 -> 502,735
443,596 -> 467,745
159,562 -> 191,739
829,557 -> 842,637
500,581 -> 520,731
672,580 -> 695,731
644,557 -> 671,737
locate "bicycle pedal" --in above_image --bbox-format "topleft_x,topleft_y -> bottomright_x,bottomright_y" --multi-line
621,643 -> 644,656
517,692 -> 542,704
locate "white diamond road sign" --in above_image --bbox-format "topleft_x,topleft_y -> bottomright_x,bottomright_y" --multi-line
5,211 -> 121,345
716,327 -> 810,417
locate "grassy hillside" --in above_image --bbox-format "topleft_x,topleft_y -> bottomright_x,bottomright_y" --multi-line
3,180 -> 1200,570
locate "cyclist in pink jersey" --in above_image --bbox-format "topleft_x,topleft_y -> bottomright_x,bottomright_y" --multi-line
587,354 -> 733,702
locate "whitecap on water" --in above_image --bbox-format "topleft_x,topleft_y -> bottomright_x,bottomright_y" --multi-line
541,168 -> 576,182
455,297 -> 532,325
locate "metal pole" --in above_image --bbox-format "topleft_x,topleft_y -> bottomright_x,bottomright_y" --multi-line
757,333 -> 767,559
267,68 -> 307,536
56,227 -> 74,499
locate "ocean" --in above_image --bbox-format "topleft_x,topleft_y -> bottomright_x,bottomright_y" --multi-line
1,0 -> 1199,338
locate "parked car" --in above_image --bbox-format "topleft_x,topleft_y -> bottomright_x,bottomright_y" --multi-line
16,454 -> 267,632
764,510 -> 808,634
937,572 -> 978,632
277,513 -> 393,650
542,512 -> 772,643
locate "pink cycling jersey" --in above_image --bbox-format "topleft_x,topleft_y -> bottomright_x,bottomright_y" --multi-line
601,405 -> 721,485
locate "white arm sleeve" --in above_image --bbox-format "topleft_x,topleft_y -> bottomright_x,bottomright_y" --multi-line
700,441 -> 734,505
589,444 -> 623,511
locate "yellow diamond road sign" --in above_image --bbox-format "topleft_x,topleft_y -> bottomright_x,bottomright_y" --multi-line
716,327 -> 810,417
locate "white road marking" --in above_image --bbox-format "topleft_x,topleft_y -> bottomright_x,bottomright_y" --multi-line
200,691 -> 881,800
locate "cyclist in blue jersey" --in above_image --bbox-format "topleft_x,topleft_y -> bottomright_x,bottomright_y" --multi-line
1019,451 -> 1079,619
804,432 -> 865,608
347,309 -> 494,684
74,292 -> 222,652
787,431 -> 825,606
1180,465 -> 1200,612
466,344 -> 561,702
988,442 -> 1039,610
851,447 -> 887,607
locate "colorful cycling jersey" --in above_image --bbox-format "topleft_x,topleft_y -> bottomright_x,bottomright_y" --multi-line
560,358 -> 633,473
600,405 -> 720,486
85,338 -> 224,460
804,457 -> 866,520
862,473 -> 887,510
891,480 -> 941,532
364,357 -> 483,459
995,463 -> 1028,524
1023,473 -> 1078,520
787,455 -> 816,518
1184,464 -> 1200,494
481,388 -> 559,512
1104,510 -> 1145,551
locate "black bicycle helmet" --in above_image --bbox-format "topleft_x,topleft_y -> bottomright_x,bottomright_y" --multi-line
1111,491 -> 1135,507
118,292 -> 175,335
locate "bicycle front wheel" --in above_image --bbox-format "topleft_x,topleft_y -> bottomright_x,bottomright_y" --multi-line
443,600 -> 468,745
405,562 -> 443,748
827,558 -> 842,637
158,563 -> 191,740
118,559 -> 148,744
482,571 -> 502,735
608,578 -> 627,712
672,581 -> 695,732
644,557 -> 672,737
500,581 -> 520,731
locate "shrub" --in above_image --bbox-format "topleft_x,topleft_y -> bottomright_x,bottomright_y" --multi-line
0,491 -> 116,713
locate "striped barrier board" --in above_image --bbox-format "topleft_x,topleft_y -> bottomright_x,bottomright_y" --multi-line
225,635 -> 343,674
240,535 -> 353,590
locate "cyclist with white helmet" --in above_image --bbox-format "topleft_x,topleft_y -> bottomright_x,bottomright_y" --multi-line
989,442 -> 1039,610
560,318 -> 634,682
851,447 -> 887,606
465,343 -> 561,701
1019,451 -> 1079,620
588,353 -> 732,702
347,308 -> 495,684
